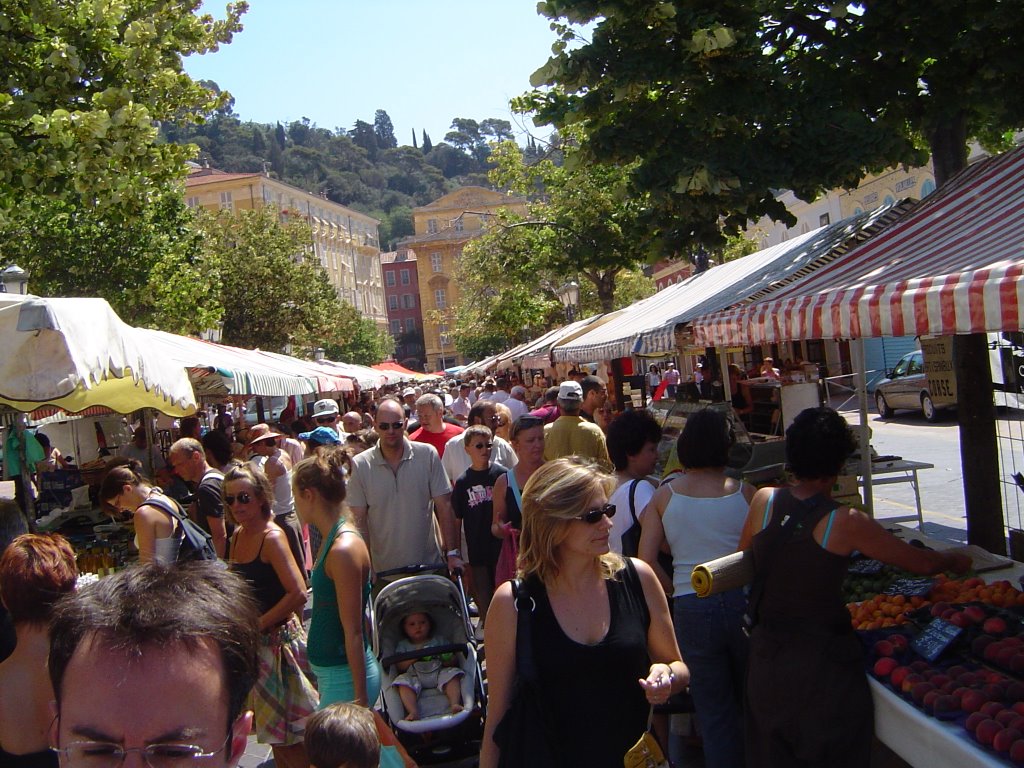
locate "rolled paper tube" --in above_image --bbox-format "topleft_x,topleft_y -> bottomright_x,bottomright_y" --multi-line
691,550 -> 755,597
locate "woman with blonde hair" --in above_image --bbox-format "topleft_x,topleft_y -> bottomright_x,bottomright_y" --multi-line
223,463 -> 316,768
492,402 -> 513,443
0,533 -> 77,766
481,457 -> 689,768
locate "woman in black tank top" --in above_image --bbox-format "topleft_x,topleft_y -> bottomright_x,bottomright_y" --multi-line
738,407 -> 971,768
480,457 -> 690,768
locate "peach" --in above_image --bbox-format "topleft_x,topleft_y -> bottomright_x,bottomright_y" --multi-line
887,634 -> 909,651
922,690 -> 942,712
931,601 -> 952,617
997,647 -> 1018,667
965,605 -> 988,624
890,666 -> 912,688
950,611 -> 972,628
997,710 -> 1021,727
985,617 -> 1009,634
912,682 -> 936,705
873,657 -> 899,677
996,728 -> 1023,754
962,689 -> 989,713
982,701 -> 1006,718
973,635 -> 997,656
910,660 -> 931,673
934,695 -> 958,715
983,683 -> 1008,700
976,718 -> 1004,746
1013,702 -> 1024,716
901,673 -> 924,694
873,640 -> 895,657
1011,738 -> 1024,766
967,712 -> 990,733
948,664 -> 968,677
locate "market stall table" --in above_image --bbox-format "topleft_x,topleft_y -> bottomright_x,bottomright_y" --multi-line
863,460 -> 935,530
868,525 -> 1024,767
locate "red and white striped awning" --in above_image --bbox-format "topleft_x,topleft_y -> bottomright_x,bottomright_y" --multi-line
692,145 -> 1024,347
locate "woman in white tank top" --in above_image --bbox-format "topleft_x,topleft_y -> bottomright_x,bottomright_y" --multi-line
639,408 -> 755,768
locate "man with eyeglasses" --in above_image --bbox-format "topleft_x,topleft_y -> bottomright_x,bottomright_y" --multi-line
48,562 -> 260,768
346,398 -> 463,585
310,399 -> 341,435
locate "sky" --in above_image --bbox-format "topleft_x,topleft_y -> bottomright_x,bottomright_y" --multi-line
184,1 -> 562,145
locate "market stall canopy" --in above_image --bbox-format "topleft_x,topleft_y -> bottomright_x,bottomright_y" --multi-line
372,361 -> 438,382
553,202 -> 912,364
251,350 -> 355,393
137,329 -> 318,398
319,360 -> 388,389
0,296 -> 195,416
523,313 -> 621,368
692,145 -> 1024,347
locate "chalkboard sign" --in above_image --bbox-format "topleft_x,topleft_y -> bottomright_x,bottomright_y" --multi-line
848,558 -> 884,575
883,577 -> 935,597
911,618 -> 963,662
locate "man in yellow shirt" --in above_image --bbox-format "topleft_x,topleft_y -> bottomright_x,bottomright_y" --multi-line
543,381 -> 611,469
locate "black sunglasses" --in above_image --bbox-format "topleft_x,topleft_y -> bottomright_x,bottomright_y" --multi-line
316,415 -> 338,424
377,421 -> 405,431
224,492 -> 252,506
575,502 -> 616,524
472,442 -> 493,450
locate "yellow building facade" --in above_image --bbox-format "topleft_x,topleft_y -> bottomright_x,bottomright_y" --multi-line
398,187 -> 527,371
184,166 -> 386,328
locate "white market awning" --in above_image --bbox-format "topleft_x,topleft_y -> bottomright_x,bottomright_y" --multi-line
553,201 -> 912,363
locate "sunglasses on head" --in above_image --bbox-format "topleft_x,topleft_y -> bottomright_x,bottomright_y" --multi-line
377,421 -> 405,431
316,415 -> 338,424
224,491 -> 252,506
574,502 -> 616,524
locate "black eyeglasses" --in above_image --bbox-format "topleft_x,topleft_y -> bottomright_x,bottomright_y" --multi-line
574,502 -> 616,524
224,492 -> 252,506
471,442 -> 493,450
377,421 -> 405,431
316,415 -> 338,424
52,736 -> 230,768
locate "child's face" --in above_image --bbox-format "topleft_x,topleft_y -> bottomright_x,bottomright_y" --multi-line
403,612 -> 431,644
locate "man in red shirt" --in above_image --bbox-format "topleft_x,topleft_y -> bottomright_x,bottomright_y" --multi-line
410,393 -> 463,458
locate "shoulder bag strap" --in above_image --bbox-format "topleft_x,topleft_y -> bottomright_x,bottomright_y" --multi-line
628,478 -> 641,526
511,578 -> 538,683
507,469 -> 524,513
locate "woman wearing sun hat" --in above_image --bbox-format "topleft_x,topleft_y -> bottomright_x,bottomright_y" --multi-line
249,423 -> 310,577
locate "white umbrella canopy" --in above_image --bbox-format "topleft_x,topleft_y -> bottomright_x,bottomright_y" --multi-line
0,295 -> 196,416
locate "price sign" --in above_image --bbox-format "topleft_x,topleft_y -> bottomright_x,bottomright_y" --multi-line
921,336 -> 957,406
911,618 -> 963,662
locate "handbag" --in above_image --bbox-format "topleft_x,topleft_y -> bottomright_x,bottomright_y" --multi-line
493,579 -> 560,768
620,479 -> 674,577
495,527 -> 520,584
624,708 -> 671,768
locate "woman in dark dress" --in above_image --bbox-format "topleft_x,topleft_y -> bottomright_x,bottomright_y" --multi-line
739,407 -> 971,768
481,457 -> 689,768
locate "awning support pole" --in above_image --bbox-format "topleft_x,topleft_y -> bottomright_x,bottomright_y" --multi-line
851,338 -> 874,517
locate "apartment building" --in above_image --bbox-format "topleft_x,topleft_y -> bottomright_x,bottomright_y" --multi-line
397,187 -> 527,371
380,249 -> 425,370
184,165 -> 386,328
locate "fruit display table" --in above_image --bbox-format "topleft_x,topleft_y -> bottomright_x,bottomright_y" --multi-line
862,526 -> 1024,767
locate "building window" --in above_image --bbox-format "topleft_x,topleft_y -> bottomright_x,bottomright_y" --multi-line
402,294 -> 415,309
186,196 -> 199,208
453,218 -> 464,232
819,213 -> 830,227
385,271 -> 396,287
434,289 -> 447,309
390,319 -> 401,335
400,269 -> 410,285
430,252 -> 442,273
405,318 -> 416,332
219,191 -> 233,211
427,218 -> 438,234
388,295 -> 398,311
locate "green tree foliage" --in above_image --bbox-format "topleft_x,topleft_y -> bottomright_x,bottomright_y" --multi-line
422,130 -> 433,153
449,134 -> 657,358
0,0 -> 247,223
522,0 -> 1024,249
374,110 -> 398,150
350,119 -> 378,159
196,205 -> 355,352
324,315 -> 394,367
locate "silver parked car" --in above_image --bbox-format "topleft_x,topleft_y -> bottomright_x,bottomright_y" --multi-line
874,350 -> 950,422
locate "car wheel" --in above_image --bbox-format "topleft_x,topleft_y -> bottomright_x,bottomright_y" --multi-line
922,393 -> 940,422
876,392 -> 893,418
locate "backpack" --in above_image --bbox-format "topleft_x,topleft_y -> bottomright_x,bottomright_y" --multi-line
143,494 -> 219,562
620,479 -> 675,576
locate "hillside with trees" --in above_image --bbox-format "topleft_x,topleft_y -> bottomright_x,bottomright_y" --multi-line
161,96 -> 541,248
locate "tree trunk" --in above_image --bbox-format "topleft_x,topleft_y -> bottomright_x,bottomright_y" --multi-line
930,111 -> 1004,553
956,334 -> 1005,554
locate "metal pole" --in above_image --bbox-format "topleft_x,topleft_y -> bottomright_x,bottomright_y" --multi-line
851,338 -> 874,517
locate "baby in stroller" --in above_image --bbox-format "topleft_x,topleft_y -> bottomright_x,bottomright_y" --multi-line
390,610 -> 464,720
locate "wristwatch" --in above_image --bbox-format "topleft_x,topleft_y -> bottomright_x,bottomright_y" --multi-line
446,548 -> 462,558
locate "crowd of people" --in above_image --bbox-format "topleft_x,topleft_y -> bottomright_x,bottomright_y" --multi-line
0,369 -> 977,768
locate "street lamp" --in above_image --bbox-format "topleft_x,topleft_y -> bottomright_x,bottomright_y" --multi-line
0,264 -> 29,295
556,280 -> 580,323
